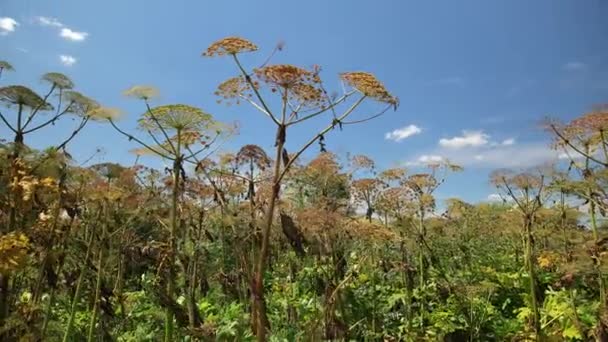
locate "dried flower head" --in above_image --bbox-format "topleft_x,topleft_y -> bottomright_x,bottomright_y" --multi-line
351,154 -> 375,170
203,37 -> 258,57
175,131 -> 204,146
63,90 -> 100,115
306,152 -> 340,175
42,72 -> 74,89
123,85 -> 160,100
87,106 -> 122,121
340,72 -> 396,105
511,173 -> 542,190
215,76 -> 253,105
291,83 -> 325,108
0,85 -> 53,110
379,168 -> 407,182
569,109 -> 608,133
407,173 -> 436,190
254,64 -> 319,89
236,144 -> 271,170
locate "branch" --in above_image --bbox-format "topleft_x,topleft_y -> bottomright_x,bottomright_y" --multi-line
550,124 -> 608,167
502,178 -> 526,213
341,103 -> 392,125
145,100 -> 177,154
22,84 -> 56,129
0,110 -> 16,133
183,132 -> 221,161
277,96 -> 367,183
107,118 -> 173,160
145,129 -> 176,156
56,116 -> 89,151
238,95 -> 276,121
22,101 -> 74,134
233,54 -> 281,126
287,91 -> 355,126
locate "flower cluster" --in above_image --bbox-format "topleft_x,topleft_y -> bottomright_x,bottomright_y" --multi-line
123,85 -> 160,100
139,104 -> 212,132
291,83 -> 325,108
11,175 -> 58,201
215,76 -> 254,105
254,64 -> 320,89
340,72 -> 396,105
203,37 -> 258,57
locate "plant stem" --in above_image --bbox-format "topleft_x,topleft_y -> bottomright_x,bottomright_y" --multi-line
62,232 -> 95,342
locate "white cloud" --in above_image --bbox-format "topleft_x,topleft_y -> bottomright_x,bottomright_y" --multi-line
385,124 -> 422,142
406,154 -> 444,166
59,55 -> 77,66
487,194 -> 503,202
439,130 -> 489,149
487,193 -> 514,202
36,16 -> 64,27
0,17 -> 18,35
563,61 -> 587,71
60,28 -> 88,41
501,138 -> 515,146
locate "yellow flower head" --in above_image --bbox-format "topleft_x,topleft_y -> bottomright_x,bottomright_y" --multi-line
0,232 -> 30,274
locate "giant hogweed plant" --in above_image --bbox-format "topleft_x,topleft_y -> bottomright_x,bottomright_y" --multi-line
202,36 -> 397,341
0,63 -> 105,333
105,85 -> 229,341
491,170 -> 548,340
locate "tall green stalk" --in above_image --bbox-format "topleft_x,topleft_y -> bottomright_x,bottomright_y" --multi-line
87,246 -> 104,341
165,129 -> 181,342
523,215 -> 540,337
63,232 -> 95,342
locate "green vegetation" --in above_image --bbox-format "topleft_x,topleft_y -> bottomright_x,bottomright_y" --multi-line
0,37 -> 607,341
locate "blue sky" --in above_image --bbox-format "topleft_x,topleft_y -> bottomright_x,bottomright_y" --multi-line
1,0 -> 607,203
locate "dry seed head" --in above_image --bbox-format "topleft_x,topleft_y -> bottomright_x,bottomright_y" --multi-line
215,76 -> 253,104
42,72 -> 74,89
254,64 -> 319,89
291,83 -> 325,107
340,72 -> 396,105
569,109 -> 608,133
0,85 -> 54,110
203,37 -> 258,57
87,106 -> 123,121
123,85 -> 160,100
236,144 -> 271,170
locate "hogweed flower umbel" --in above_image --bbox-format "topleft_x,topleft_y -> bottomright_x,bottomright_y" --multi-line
203,36 -> 258,57
254,64 -> 319,89
215,76 -> 254,104
340,71 -> 397,105
123,85 -> 160,101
